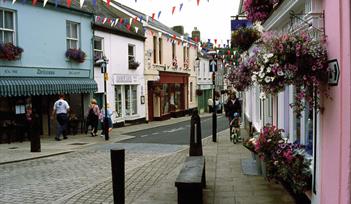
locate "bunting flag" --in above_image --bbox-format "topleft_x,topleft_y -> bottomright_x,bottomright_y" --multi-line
92,0 -> 96,7
135,27 -> 139,33
172,6 -> 176,15
197,0 -> 200,6
106,0 -> 110,8
158,32 -> 162,38
12,0 -> 16,4
179,3 -> 183,11
102,17 -> 107,24
139,16 -> 144,22
126,24 -> 131,31
79,0 -> 84,8
95,16 -> 101,22
32,0 -> 37,5
129,18 -> 132,25
157,11 -> 161,19
151,13 -> 155,21
133,16 -> 138,24
214,39 -> 217,44
172,34 -> 176,40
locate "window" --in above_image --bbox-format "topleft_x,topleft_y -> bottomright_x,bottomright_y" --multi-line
158,38 -> 162,64
66,21 -> 80,49
305,0 -> 312,13
153,36 -> 157,63
128,44 -> 135,62
115,86 -> 122,117
172,42 -> 176,59
125,85 -> 138,116
190,82 -> 193,102
183,46 -> 186,64
93,37 -> 103,62
0,9 -> 15,43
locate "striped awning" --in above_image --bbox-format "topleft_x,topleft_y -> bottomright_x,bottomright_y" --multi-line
0,78 -> 97,97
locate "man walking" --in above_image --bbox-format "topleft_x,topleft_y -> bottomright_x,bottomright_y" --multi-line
52,94 -> 70,141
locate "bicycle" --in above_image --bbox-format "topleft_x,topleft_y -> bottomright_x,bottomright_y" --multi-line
230,126 -> 240,144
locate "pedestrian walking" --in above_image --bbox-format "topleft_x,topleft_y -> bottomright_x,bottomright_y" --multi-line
226,93 -> 242,140
100,103 -> 113,137
208,97 -> 213,113
51,94 -> 70,141
86,99 -> 100,137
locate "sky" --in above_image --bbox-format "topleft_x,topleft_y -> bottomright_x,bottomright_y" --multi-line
113,0 -> 241,44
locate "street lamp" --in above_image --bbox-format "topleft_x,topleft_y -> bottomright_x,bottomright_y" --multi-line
96,56 -> 109,141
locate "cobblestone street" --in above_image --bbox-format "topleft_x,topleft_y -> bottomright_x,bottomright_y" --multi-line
0,143 -> 186,204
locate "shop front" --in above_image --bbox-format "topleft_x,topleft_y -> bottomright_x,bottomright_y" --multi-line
0,77 -> 97,143
147,72 -> 189,121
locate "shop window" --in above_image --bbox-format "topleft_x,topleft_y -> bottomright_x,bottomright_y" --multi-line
175,84 -> 181,111
153,36 -> 157,63
114,86 -> 122,117
158,38 -> 162,64
161,84 -> 169,115
66,21 -> 80,49
0,9 -> 15,43
93,37 -> 103,64
125,85 -> 138,116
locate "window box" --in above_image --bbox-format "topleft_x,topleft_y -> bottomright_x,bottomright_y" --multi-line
129,59 -> 140,69
0,43 -> 23,61
65,48 -> 86,63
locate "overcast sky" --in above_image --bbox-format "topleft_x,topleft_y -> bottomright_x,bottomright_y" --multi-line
114,0 -> 241,44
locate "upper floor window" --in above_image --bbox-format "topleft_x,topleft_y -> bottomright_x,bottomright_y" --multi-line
172,42 -> 176,59
128,44 -> 135,61
158,38 -> 162,64
183,46 -> 186,63
93,37 -> 103,62
153,36 -> 157,63
0,9 -> 15,43
66,21 -> 80,49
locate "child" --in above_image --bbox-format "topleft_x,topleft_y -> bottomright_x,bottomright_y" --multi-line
230,112 -> 241,142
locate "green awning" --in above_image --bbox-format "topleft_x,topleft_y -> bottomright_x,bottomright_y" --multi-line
0,78 -> 97,97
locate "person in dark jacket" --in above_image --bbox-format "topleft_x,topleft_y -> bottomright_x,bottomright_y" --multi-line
226,93 -> 242,121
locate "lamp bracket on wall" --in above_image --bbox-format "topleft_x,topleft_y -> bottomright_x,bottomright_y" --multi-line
289,10 -> 326,37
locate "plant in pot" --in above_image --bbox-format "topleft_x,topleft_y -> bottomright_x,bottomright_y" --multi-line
65,48 -> 86,63
231,27 -> 261,52
0,43 -> 23,61
243,0 -> 282,23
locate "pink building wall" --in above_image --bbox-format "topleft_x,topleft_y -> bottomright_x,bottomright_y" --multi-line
321,0 -> 351,203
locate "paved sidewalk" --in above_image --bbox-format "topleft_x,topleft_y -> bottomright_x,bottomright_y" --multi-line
132,129 -> 295,204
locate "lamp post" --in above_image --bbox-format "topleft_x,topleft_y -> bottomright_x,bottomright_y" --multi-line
208,51 -> 217,142
97,56 -> 109,141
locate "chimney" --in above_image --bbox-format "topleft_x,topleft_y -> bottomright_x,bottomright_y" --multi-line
192,27 -> 201,41
172,26 -> 184,35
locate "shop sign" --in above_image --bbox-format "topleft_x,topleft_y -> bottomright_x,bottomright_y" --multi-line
328,59 -> 340,86
113,74 -> 139,84
0,67 -> 90,78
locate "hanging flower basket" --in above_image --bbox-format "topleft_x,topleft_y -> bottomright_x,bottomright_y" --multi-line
196,89 -> 203,96
65,48 -> 86,63
231,27 -> 261,52
258,32 -> 329,116
0,43 -> 23,61
243,0 -> 282,23
228,55 -> 256,91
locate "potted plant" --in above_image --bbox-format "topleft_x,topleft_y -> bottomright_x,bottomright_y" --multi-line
65,48 -> 86,63
228,55 -> 256,91
129,58 -> 140,69
0,43 -> 23,61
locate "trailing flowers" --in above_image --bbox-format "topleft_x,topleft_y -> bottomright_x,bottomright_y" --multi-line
65,48 -> 86,63
0,43 -> 23,61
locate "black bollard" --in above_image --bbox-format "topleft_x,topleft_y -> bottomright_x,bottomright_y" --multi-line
111,149 -> 125,204
30,113 -> 41,152
189,109 -> 203,156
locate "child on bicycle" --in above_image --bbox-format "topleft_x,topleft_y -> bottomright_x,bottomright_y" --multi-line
230,112 -> 241,143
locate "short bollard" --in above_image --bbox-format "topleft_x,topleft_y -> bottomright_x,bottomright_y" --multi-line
111,149 -> 125,204
189,109 -> 203,156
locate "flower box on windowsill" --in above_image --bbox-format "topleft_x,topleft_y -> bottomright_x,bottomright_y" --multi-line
129,60 -> 140,69
65,49 -> 86,63
0,43 -> 23,61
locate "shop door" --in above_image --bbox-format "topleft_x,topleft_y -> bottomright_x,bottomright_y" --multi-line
147,81 -> 154,121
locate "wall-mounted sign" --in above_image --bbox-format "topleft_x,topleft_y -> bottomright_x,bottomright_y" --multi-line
209,59 -> 217,72
0,67 -> 90,78
328,59 -> 340,86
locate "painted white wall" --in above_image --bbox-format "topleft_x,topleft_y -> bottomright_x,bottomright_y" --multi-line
94,30 -> 145,123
